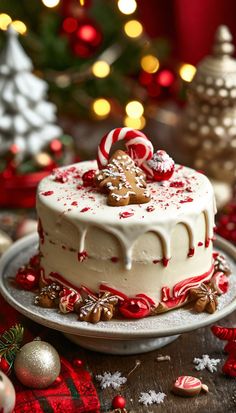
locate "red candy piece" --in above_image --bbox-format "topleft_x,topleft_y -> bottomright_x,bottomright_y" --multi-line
82,169 -> 96,187
15,267 -> 40,290
211,325 -> 236,341
119,297 -> 150,319
172,376 -> 208,397
211,272 -> 229,295
144,150 -> 175,181
59,287 -> 82,313
112,395 -> 126,409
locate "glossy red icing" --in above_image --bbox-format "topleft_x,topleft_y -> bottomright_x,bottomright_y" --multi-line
78,251 -> 88,262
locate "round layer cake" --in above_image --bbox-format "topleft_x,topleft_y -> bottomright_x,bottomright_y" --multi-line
37,160 -> 216,310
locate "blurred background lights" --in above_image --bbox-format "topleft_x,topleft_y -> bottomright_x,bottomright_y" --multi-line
41,0 -> 60,7
126,100 -> 144,118
157,69 -> 175,87
141,55 -> 159,73
0,13 -> 12,31
92,61 -> 110,78
124,115 -> 146,130
62,17 -> 78,34
179,63 -> 196,82
124,20 -> 143,38
93,98 -> 111,117
11,20 -> 27,35
118,0 -> 137,15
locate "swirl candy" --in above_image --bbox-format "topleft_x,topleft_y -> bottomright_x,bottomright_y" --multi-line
97,127 -> 153,169
172,376 -> 209,397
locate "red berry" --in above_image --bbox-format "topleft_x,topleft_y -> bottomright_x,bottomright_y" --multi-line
0,357 -> 10,375
82,169 -> 96,187
15,267 -> 40,290
119,297 -> 150,319
73,358 -> 84,368
112,395 -> 126,409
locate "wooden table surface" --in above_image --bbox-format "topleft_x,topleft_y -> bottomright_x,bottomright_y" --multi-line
1,211 -> 236,413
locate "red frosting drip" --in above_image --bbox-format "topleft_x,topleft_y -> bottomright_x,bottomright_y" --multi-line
188,247 -> 195,257
38,219 -> 44,244
78,251 -> 88,262
162,257 -> 169,267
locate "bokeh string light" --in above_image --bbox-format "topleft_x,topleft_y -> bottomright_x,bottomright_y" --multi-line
41,0 -> 60,8
141,55 -> 159,74
92,98 -> 111,118
125,101 -> 144,118
124,20 -> 143,38
92,61 -> 110,78
179,63 -> 196,82
117,0 -> 137,15
0,14 -> 12,31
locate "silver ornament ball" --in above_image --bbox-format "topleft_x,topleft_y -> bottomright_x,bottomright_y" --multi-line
0,371 -> 16,413
14,340 -> 61,389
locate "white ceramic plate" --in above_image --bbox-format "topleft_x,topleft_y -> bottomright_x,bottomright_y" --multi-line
0,234 -> 235,341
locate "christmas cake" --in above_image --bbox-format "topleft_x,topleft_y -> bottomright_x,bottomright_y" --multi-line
22,128 -> 231,322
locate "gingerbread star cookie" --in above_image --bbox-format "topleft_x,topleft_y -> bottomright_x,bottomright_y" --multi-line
95,150 -> 151,206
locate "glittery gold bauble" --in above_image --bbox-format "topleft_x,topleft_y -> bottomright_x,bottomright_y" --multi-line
14,340 -> 61,389
0,371 -> 16,413
181,25 -> 236,183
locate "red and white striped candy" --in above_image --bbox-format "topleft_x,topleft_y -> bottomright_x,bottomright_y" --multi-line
97,127 -> 153,169
172,376 -> 208,397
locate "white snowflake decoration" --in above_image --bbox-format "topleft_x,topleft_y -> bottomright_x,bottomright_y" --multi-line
96,371 -> 127,390
139,390 -> 166,406
193,354 -> 221,373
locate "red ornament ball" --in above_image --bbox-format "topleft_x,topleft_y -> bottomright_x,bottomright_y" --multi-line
65,18 -> 102,58
15,267 -> 40,290
73,358 -> 84,368
119,297 -> 150,319
82,169 -> 96,187
112,395 -> 126,409
0,357 -> 10,375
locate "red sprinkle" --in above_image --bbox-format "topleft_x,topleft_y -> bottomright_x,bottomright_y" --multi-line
119,211 -> 134,219
180,197 -> 193,204
42,191 -> 54,196
80,207 -> 90,213
153,259 -> 160,264
146,205 -> 155,212
205,238 -> 210,247
198,242 -> 203,246
188,247 -> 195,257
71,201 -> 78,206
111,257 -> 119,263
78,251 -> 88,262
170,181 -> 184,188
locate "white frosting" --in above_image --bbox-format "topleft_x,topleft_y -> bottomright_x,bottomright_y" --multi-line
37,161 -> 216,302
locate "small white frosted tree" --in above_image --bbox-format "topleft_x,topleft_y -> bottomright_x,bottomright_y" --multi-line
0,26 -> 62,161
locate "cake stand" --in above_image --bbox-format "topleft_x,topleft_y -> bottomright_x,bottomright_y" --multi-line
0,234 -> 235,355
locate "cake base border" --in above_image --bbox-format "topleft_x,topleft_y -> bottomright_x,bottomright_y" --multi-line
0,234 -> 235,354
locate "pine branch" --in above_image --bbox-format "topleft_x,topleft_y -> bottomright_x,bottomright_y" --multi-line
0,324 -> 24,364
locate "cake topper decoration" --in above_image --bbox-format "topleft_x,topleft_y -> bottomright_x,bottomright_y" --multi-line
97,127 -> 153,169
95,149 -> 151,206
143,150 -> 175,181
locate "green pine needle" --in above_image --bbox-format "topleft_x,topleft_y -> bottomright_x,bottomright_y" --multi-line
0,324 -> 24,364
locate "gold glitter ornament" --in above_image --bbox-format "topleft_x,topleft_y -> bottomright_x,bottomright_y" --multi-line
14,339 -> 61,389
181,25 -> 236,183
0,371 -> 16,413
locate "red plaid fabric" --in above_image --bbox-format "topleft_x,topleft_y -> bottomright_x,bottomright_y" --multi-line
0,294 -> 100,413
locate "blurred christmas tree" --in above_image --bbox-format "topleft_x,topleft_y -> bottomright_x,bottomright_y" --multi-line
0,0 -> 193,129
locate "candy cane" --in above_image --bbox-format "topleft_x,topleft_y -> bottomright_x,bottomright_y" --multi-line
97,127 -> 153,169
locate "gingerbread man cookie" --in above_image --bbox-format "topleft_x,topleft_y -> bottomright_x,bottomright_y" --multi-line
95,150 -> 151,206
